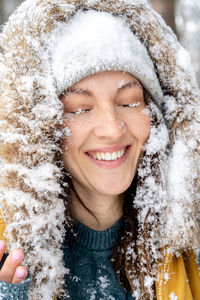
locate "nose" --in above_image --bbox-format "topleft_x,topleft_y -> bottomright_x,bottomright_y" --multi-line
93,110 -> 126,140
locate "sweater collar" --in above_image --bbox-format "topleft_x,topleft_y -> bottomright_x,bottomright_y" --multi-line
74,217 -> 124,251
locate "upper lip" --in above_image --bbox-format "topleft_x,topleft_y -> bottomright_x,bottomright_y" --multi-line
86,144 -> 130,154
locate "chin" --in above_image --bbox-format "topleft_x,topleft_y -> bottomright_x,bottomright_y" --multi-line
94,178 -> 133,196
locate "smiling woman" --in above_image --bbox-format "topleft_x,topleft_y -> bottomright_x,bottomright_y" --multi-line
60,71 -> 150,230
0,1 -> 199,300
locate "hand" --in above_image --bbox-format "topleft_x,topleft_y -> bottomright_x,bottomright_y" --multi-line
0,240 -> 28,284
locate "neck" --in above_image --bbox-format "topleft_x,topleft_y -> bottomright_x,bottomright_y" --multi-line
69,182 -> 124,231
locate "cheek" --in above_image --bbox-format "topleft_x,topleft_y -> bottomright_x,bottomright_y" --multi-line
62,132 -> 77,174
128,113 -> 151,144
62,120 -> 87,157
141,115 -> 151,142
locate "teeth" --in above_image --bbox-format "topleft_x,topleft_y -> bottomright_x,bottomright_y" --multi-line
91,148 -> 126,161
105,153 -> 111,161
111,152 -> 118,160
97,153 -> 101,160
101,153 -> 105,160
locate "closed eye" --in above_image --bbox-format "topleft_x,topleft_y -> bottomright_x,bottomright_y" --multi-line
118,101 -> 141,108
70,108 -> 91,115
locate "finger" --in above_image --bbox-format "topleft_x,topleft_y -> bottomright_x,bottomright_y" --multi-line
0,240 -> 6,262
0,253 -> 9,271
0,249 -> 24,283
12,266 -> 28,284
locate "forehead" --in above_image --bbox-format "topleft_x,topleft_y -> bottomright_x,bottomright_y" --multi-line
68,71 -> 142,93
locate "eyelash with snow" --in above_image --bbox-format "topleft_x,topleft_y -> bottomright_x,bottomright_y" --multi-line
119,101 -> 141,108
71,108 -> 90,115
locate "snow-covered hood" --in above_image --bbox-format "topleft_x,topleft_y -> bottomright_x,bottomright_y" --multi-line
0,0 -> 200,299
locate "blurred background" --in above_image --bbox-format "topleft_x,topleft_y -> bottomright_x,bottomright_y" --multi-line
0,0 -> 200,85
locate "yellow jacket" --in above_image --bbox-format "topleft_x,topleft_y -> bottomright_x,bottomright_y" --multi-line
0,214 -> 199,300
156,250 -> 200,299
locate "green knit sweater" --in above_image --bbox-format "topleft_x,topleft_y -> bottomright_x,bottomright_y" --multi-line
62,218 -> 134,300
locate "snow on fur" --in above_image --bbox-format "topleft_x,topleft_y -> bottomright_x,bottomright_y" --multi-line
0,0 -> 199,299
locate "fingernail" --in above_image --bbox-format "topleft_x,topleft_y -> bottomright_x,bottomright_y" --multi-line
12,250 -> 22,261
16,268 -> 26,279
0,241 -> 5,251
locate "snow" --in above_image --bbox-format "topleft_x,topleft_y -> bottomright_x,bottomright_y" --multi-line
168,140 -> 190,198
169,292 -> 178,300
98,276 -> 110,289
195,107 -> 200,121
176,45 -> 195,78
62,127 -> 72,139
163,272 -> 170,281
49,10 -> 163,101
72,108 -> 88,115
0,0 -> 199,299
127,102 -> 141,108
144,275 -> 154,290
118,80 -> 125,89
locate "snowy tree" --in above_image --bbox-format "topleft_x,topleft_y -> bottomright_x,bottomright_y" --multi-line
0,0 -> 23,24
151,0 -> 200,85
0,1 -> 5,25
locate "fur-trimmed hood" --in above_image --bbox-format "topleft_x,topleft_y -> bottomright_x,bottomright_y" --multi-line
0,0 -> 200,299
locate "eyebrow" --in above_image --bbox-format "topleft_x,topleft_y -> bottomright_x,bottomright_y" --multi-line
63,88 -> 92,96
62,80 -> 142,97
117,80 -> 142,92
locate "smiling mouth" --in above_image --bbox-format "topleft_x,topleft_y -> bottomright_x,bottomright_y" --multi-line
86,146 -> 130,161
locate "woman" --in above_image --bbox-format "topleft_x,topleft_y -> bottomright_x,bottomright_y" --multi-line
0,0 -> 199,299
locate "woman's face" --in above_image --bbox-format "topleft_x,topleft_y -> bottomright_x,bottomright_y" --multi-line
60,71 -> 150,197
